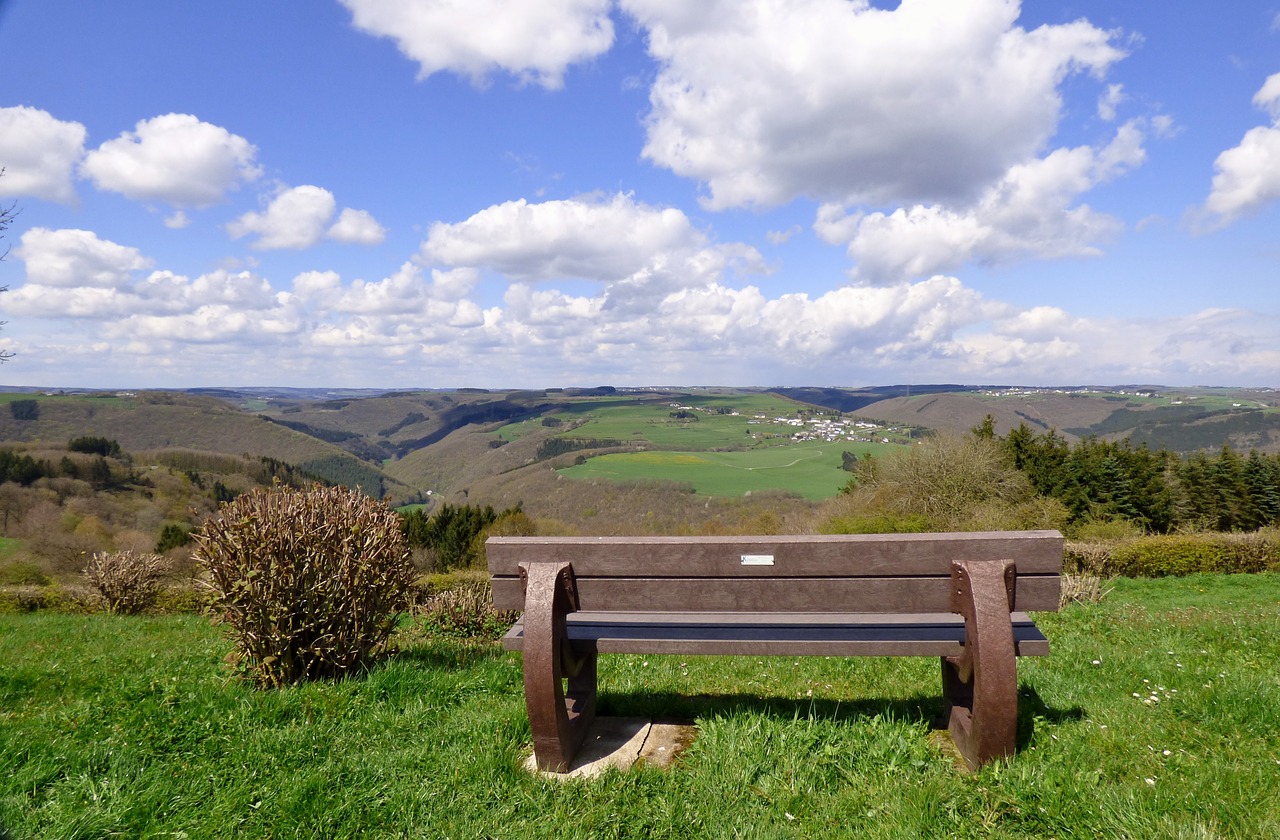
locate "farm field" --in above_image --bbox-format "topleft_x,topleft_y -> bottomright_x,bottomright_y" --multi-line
558,440 -> 884,499
500,392 -> 914,499
3,573 -> 1278,837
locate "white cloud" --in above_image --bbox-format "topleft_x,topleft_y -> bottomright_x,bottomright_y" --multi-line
1200,72 -> 1280,226
9,227 -> 280,323
625,0 -> 1125,209
16,227 -> 152,288
8,220 -> 1280,387
421,193 -> 765,308
80,113 -> 261,207
228,186 -> 387,250
1098,83 -> 1125,121
957,307 -> 1280,384
339,0 -> 614,89
228,185 -> 337,250
0,106 -> 87,204
766,225 -> 802,245
163,211 -> 191,230
1258,72 -> 1280,118
327,207 -> 387,245
828,121 -> 1145,281
291,269 -> 343,300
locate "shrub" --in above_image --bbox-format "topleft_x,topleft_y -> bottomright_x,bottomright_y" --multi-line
1059,573 -> 1111,606
194,484 -> 415,688
83,550 -> 168,615
411,573 -> 517,642
0,585 -> 56,613
0,559 -> 51,586
1063,541 -> 1114,575
1107,532 -> 1280,577
151,582 -> 204,614
1,581 -> 108,614
819,512 -> 930,535
1069,517 -> 1145,543
840,432 -> 1039,531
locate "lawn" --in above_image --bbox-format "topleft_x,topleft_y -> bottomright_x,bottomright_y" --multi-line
3,573 -> 1279,838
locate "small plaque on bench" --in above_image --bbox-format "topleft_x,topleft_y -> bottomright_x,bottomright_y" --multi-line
740,554 -> 774,566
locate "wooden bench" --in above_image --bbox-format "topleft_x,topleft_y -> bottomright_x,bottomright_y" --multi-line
488,530 -> 1063,772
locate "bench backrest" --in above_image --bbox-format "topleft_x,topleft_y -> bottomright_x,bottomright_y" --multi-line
488,530 -> 1063,615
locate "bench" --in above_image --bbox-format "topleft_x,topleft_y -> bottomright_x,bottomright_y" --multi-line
487,530 -> 1063,772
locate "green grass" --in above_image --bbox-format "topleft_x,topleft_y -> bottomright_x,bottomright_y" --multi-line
535,393 -> 842,450
0,393 -> 134,408
0,538 -> 19,560
559,440 -> 882,500
508,393 -> 905,499
4,574 -> 1279,838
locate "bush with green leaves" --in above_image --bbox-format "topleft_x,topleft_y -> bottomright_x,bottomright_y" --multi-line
1106,531 -> 1280,577
412,573 -> 517,642
194,484 -> 415,688
83,549 -> 168,614
1066,529 -> 1280,577
832,432 -> 1059,532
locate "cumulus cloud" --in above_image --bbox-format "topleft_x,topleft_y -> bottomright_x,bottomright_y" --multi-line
327,207 -> 387,245
8,221 -> 1280,387
228,185 -> 387,250
825,121 -> 1147,281
1200,72 -> 1280,226
421,192 -> 765,308
8,228 -> 283,325
339,0 -> 614,89
80,113 -> 261,207
0,106 -> 87,204
228,185 -> 337,250
624,0 -> 1125,210
16,227 -> 152,288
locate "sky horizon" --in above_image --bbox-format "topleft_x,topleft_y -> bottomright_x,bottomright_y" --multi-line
2,1 -> 1279,390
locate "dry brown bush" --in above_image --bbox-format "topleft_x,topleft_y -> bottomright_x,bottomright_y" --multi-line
83,549 -> 168,614
816,432 -> 1065,534
194,484 -> 415,688
1059,573 -> 1111,606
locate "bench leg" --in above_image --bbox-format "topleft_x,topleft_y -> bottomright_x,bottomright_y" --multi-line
943,558 -> 1018,770
520,561 -> 598,772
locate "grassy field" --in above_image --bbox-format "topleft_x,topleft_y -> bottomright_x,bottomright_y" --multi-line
3,573 -> 1279,838
558,440 -> 883,500
503,393 -> 905,500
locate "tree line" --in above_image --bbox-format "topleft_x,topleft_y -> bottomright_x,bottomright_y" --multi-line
400,501 -> 528,571
984,419 -> 1280,533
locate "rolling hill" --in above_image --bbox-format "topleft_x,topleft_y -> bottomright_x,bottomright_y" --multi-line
3,385 -> 1277,520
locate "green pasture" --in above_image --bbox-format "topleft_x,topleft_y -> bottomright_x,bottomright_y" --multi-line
0,392 -> 135,409
560,440 -> 889,500
3,573 -> 1279,837
536,393 -> 841,450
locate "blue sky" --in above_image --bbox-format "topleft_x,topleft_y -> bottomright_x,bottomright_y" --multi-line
1,0 -> 1278,389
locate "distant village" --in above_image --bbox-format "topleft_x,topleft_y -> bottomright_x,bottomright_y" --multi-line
668,402 -> 909,445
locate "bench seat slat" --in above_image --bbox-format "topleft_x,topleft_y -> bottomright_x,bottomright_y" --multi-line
487,531 -> 1064,577
500,611 -> 1050,657
491,574 -> 1061,613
